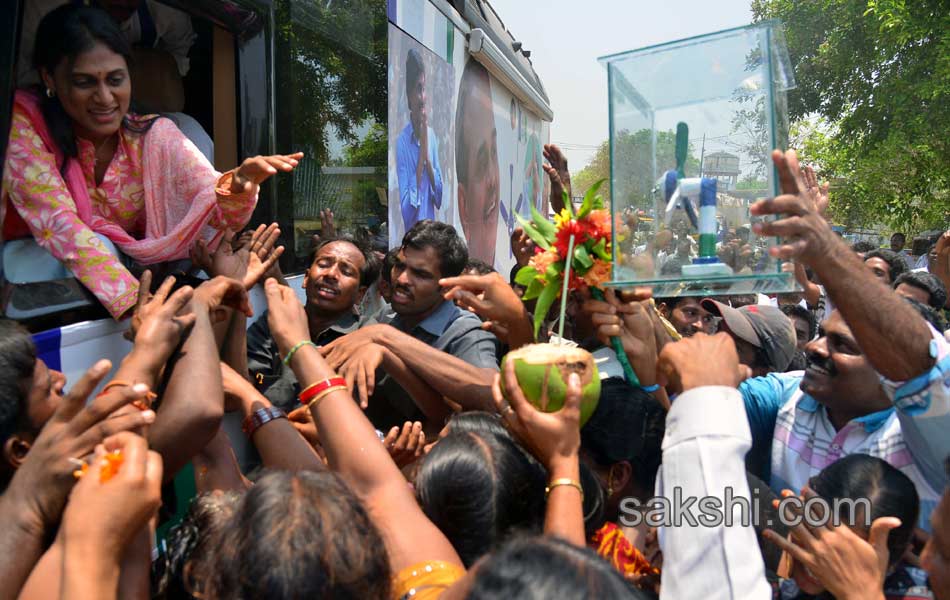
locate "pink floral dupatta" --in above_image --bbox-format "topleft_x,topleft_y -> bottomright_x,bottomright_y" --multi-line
10,90 -> 244,263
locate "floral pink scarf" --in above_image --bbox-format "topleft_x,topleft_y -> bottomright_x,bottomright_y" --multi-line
8,90 -> 229,263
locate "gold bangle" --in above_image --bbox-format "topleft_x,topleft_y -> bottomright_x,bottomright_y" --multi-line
306,385 -> 348,411
545,478 -> 584,500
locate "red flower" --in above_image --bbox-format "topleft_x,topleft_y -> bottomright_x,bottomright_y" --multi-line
555,219 -> 588,257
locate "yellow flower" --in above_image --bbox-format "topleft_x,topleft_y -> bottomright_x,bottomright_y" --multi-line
553,208 -> 573,229
582,258 -> 612,288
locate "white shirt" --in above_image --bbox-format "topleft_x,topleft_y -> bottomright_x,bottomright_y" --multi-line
657,386 -> 772,600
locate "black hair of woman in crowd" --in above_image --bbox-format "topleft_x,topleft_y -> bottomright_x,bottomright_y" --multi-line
780,454 -> 920,599
809,454 -> 918,568
415,430 -> 546,567
153,491 -> 243,600
34,5 -> 158,172
433,411 -> 606,538
203,470 -> 392,599
0,321 -> 37,449
464,535 -> 650,599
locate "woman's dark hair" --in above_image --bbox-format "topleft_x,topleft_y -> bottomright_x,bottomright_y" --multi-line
153,491 -> 242,600
446,411 -> 509,439
466,535 -> 648,599
415,431 -> 545,567
809,454 -> 919,567
33,5 -> 158,173
0,320 -> 38,450
441,412 -> 604,538
581,378 -> 665,495
205,471 -> 391,599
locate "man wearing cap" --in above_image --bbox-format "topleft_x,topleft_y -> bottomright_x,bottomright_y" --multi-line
700,300 -> 797,376
734,150 -> 950,530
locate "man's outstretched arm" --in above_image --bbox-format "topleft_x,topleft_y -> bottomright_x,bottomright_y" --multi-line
752,150 -> 932,382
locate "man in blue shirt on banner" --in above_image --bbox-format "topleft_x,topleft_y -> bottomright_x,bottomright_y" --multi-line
396,48 -> 443,232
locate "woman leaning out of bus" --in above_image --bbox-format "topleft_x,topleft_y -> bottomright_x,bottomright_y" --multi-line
1,4 -> 301,319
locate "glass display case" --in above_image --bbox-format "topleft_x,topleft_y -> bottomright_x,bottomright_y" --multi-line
599,21 -> 798,297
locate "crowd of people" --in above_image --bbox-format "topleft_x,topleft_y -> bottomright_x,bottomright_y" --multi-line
3,3 -> 950,600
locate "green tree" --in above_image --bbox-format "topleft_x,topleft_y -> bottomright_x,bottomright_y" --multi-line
573,129 -> 700,210
752,0 -> 950,231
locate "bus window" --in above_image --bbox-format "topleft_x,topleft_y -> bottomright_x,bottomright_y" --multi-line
272,0 -> 388,272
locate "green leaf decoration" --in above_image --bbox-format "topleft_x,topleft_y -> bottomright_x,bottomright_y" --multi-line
514,214 -> 551,250
522,277 -> 545,301
562,190 -> 574,219
514,266 -> 539,287
544,261 -> 564,281
574,244 -> 594,270
530,204 -> 557,242
577,179 -> 606,219
533,278 -> 561,339
591,237 -> 610,260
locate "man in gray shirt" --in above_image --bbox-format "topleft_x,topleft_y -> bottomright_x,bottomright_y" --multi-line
321,220 -> 499,431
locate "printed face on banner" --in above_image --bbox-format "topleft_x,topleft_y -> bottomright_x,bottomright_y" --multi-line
388,25 -> 457,244
388,23 -> 549,277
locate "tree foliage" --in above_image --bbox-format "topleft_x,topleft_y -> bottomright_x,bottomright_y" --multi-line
752,0 -> 950,231
573,129 -> 700,210
275,0 -> 387,166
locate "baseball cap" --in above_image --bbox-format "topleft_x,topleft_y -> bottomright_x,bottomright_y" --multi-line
700,299 -> 796,372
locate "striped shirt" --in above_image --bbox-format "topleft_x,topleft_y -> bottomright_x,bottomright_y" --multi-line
741,326 -> 950,531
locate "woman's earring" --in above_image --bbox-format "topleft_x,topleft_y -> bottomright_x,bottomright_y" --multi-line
45,88 -> 55,98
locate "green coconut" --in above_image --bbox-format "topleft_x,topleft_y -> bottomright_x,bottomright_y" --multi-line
501,343 -> 601,427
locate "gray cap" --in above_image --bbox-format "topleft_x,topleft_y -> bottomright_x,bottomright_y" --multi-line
701,299 -> 797,372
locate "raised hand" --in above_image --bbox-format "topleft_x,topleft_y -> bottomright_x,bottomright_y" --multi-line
493,356 -> 582,470
749,150 -> 839,266
764,489 -> 898,600
802,165 -> 830,217
264,278 -> 310,358
3,361 -> 157,536
510,227 -> 536,268
128,272 -> 197,363
191,231 -> 247,286
383,421 -> 426,468
543,144 -> 572,213
230,152 -> 304,195
319,325 -> 388,371
192,276 -> 252,322
441,272 -> 531,346
61,431 -> 163,559
656,332 -> 750,394
336,343 -> 386,409
243,223 -> 285,290
320,209 -> 336,239
582,288 -> 658,381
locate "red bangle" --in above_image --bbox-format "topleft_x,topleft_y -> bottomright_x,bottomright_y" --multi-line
299,377 -> 347,405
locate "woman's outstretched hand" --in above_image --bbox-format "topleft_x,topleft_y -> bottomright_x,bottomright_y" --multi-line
230,152 -> 304,194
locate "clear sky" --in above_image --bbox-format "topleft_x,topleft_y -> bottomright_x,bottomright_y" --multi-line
488,0 -> 753,170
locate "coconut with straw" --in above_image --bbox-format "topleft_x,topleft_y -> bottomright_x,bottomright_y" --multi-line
503,181 -> 638,425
